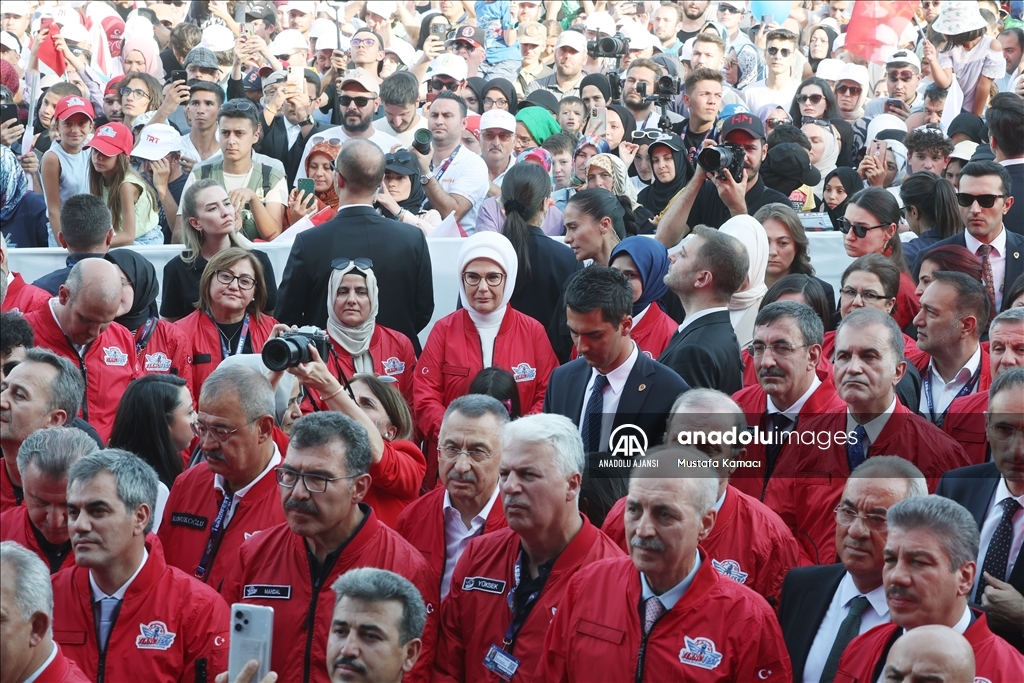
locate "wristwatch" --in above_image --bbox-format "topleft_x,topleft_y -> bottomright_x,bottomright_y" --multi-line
420,172 -> 433,186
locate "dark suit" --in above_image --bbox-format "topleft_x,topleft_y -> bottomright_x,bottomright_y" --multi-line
274,205 -> 434,353
256,116 -> 330,189
1004,162 -> 1023,236
912,228 -> 1024,313
777,563 -> 847,682
937,462 -> 1024,651
656,309 -> 743,395
510,226 -> 582,357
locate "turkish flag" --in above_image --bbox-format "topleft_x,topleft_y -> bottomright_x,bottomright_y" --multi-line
843,0 -> 919,65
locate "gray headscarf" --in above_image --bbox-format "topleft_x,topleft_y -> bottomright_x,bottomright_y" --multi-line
326,262 -> 379,374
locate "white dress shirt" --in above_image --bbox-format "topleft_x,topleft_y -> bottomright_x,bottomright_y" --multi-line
919,345 -> 982,421
89,548 -> 149,603
22,643 -> 57,683
441,485 -> 500,599
578,342 -> 640,452
640,550 -> 702,611
675,305 -> 730,335
972,476 -> 1024,598
803,572 -> 890,683
966,225 -> 1008,312
213,445 -> 282,528
767,376 -> 822,423
845,396 -> 898,455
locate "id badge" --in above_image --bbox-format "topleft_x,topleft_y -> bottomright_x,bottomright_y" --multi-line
483,644 -> 520,681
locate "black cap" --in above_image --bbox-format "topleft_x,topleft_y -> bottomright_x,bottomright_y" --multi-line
718,112 -> 766,141
519,89 -> 559,116
946,112 -> 989,145
246,3 -> 276,25
384,150 -> 420,177
761,143 -> 821,196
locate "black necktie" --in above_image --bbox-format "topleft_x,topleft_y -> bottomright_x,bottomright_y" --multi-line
819,595 -> 870,683
977,498 -> 1023,602
846,425 -> 869,473
582,374 -> 609,453
765,412 -> 793,482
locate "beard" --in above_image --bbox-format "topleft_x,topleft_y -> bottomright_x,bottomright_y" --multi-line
343,110 -> 372,134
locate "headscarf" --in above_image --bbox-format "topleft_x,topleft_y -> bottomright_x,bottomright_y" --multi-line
457,232 -> 518,328
573,135 -> 611,159
822,167 -> 864,226
638,134 -> 687,215
719,215 -> 769,346
585,153 -> 639,207
515,107 -> 561,147
609,236 -> 670,317
483,78 -> 518,113
104,248 -> 159,332
218,354 -> 297,426
517,147 -> 555,190
606,104 -> 636,152
757,103 -> 789,126
0,145 -> 28,221
383,150 -> 427,213
701,21 -> 731,49
886,139 -> 909,187
121,37 -> 164,80
808,26 -> 838,73
580,73 -> 611,104
810,124 -> 839,197
326,261 -> 379,374
0,60 -> 18,96
830,118 -> 856,168
304,141 -> 341,210
732,46 -> 759,89
465,77 -> 487,114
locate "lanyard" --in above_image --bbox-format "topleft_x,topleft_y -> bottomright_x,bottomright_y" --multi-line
194,491 -> 233,581
432,144 -> 462,183
209,312 -> 250,359
923,363 -> 981,427
502,554 -> 545,651
135,316 -> 158,356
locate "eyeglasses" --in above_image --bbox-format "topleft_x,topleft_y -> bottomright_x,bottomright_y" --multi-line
350,38 -> 378,48
920,1 -> 941,8
632,130 -> 662,142
888,69 -> 916,82
802,116 -> 830,127
333,257 -> 373,271
834,505 -> 888,532
339,95 -> 372,108
438,445 -> 497,462
430,78 -> 459,92
120,87 -> 150,100
718,4 -> 742,13
766,46 -> 793,57
835,217 -> 890,238
956,193 -> 1007,209
987,421 -> 1024,443
192,416 -> 259,442
765,117 -> 792,130
483,97 -> 508,109
840,286 -> 889,303
798,93 -> 824,105
275,467 -> 357,493
215,270 -> 256,290
463,271 -> 505,287
835,83 -> 862,96
749,342 -> 808,358
482,129 -> 513,142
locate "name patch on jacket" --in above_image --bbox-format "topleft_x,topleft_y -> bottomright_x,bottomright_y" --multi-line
136,621 -> 176,650
244,584 -> 292,599
511,363 -> 536,383
462,577 -> 506,594
711,558 -> 748,584
170,513 -> 208,530
679,636 -> 723,670
381,356 -> 406,375
103,346 -> 129,366
144,352 -> 173,372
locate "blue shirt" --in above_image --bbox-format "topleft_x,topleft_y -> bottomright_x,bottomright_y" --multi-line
1,191 -> 48,248
475,1 -> 522,64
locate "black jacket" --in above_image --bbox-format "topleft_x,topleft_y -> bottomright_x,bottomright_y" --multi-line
510,226 -> 582,359
656,308 -> 743,394
777,563 -> 848,682
257,115 -> 331,189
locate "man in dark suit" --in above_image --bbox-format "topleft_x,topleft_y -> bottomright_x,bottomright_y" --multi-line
987,92 -> 1023,235
777,457 -> 927,683
936,367 -> 1024,652
256,68 -> 330,188
543,267 -> 688,525
913,161 -> 1024,314
657,225 -> 746,394
274,139 -> 434,352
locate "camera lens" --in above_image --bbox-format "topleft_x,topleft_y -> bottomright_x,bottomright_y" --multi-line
234,623 -> 243,632
412,128 -> 433,156
262,337 -> 302,371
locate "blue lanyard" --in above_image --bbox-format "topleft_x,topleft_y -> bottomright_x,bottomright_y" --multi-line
923,363 -> 981,427
194,491 -> 233,581
209,312 -> 250,359
502,554 -> 545,651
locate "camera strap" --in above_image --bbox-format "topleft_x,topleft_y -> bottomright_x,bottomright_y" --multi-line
208,311 -> 250,359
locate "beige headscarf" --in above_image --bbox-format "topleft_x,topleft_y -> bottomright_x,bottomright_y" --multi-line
325,262 -> 379,374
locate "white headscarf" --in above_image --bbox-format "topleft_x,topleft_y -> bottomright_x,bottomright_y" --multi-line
810,124 -> 839,198
326,262 -> 379,374
719,215 -> 769,347
457,232 -> 519,328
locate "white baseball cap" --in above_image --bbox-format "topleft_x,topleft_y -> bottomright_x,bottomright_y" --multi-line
555,30 -> 587,53
428,53 -> 468,81
268,29 -> 310,57
0,31 -> 20,53
885,48 -> 922,71
835,63 -> 870,91
480,110 -> 516,134
132,124 -> 182,160
314,30 -> 350,53
366,1 -> 397,18
309,18 -> 338,41
285,2 -> 312,14
584,12 -> 616,36
199,24 -> 236,52
3,2 -> 30,17
619,22 -> 658,52
815,58 -> 844,82
384,40 -> 415,67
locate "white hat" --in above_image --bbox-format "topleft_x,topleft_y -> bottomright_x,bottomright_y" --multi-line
885,48 -> 921,71
309,18 -> 337,41
815,58 -> 844,82
618,22 -> 658,52
584,12 -> 616,36
340,67 -> 380,95
866,113 -> 907,143
480,110 -> 516,134
268,29 -> 310,57
832,34 -> 846,52
365,1 -> 397,18
314,30 -> 350,53
932,1 -> 989,35
949,140 -> 979,162
428,53 -> 467,81
835,63 -> 870,90
0,31 -> 20,53
718,0 -> 746,11
199,24 -> 236,52
555,30 -> 587,53
384,40 -> 415,67
132,123 -> 182,160
285,1 -> 312,14
3,2 -> 29,17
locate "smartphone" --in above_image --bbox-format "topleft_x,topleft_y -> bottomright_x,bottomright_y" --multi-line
40,17 -> 53,32
0,103 -> 18,126
430,22 -> 448,38
297,178 -> 315,199
585,107 -> 607,138
872,140 -> 888,159
228,604 -> 273,682
288,65 -> 304,88
887,98 -> 904,112
761,14 -> 771,26
171,69 -> 187,83
242,22 -> 255,38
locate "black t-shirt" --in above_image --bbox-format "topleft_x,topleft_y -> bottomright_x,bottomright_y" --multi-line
680,118 -> 715,178
160,249 -> 278,319
214,318 -> 255,355
676,28 -> 702,44
687,175 -> 789,229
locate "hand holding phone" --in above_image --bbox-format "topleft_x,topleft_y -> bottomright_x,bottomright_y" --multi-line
297,178 -> 315,200
171,70 -> 187,83
228,605 -> 273,682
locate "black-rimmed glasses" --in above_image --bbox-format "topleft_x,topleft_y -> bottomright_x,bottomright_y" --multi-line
276,467 -> 357,493
215,270 -> 256,290
839,286 -> 889,303
339,95 -> 372,108
438,445 -> 497,462
121,87 -> 150,100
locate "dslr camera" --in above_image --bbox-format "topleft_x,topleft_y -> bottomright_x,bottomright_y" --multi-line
655,75 -> 681,98
262,326 -> 331,371
587,33 -> 630,59
697,142 -> 747,183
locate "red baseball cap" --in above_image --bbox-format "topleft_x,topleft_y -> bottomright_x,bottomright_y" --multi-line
54,94 -> 95,122
85,122 -> 134,157
104,76 -> 125,97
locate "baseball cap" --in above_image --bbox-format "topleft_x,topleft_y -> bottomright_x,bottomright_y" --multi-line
719,112 -> 765,140
60,23 -> 90,44
385,149 -> 421,177
832,34 -> 846,51
815,58 -> 844,82
85,122 -> 134,157
132,123 -> 182,160
885,49 -> 921,71
366,1 -> 398,19
761,143 -> 821,194
315,30 -> 350,52
719,0 -> 746,10
946,112 -> 988,144
0,31 -> 21,53
245,4 -> 276,24
835,63 -> 870,90
450,25 -> 485,49
341,67 -> 380,95
3,2 -> 29,17
54,95 -> 95,122
428,53 -> 468,81
480,110 -> 517,134
518,22 -> 546,46
242,68 -> 263,92
585,12 -> 616,36
384,41 -> 415,67
104,76 -> 125,96
285,1 -> 312,14
949,140 -> 979,162
184,47 -> 219,70
555,30 -> 587,53
308,18 -> 337,40
268,29 -> 309,57
263,70 -> 289,88
199,24 -> 235,52
648,132 -> 685,153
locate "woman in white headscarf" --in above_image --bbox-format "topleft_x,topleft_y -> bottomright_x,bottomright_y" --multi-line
802,120 -> 840,198
719,215 -> 769,346
413,232 -> 559,485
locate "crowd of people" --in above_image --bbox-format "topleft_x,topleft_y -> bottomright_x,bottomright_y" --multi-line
1,1 -> 1024,682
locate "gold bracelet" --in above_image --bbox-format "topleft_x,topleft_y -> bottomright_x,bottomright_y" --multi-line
319,386 -> 343,402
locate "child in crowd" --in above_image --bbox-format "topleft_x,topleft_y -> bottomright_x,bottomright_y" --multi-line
40,94 -> 94,246
475,0 -> 521,81
557,96 -> 586,135
86,122 -> 162,246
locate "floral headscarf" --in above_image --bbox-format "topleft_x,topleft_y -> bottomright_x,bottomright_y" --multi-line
517,147 -> 555,190
0,145 -> 28,221
585,153 -> 639,207
304,141 -> 341,209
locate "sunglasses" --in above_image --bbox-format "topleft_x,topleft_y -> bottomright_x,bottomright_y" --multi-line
835,217 -> 890,238
798,93 -> 824,104
835,83 -> 862,96
632,130 -> 662,142
430,78 -> 459,92
332,257 -> 374,271
339,95 -> 372,107
718,4 -> 742,13
222,100 -> 258,112
311,136 -> 343,146
802,116 -> 830,127
482,130 -> 513,142
766,117 -> 792,129
956,193 -> 1007,208
888,69 -> 916,82
767,46 -> 793,57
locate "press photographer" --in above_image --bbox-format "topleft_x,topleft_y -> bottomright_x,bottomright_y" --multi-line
620,58 -> 685,133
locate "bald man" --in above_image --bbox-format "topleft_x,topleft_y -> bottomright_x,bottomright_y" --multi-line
882,625 -> 975,683
24,259 -> 139,441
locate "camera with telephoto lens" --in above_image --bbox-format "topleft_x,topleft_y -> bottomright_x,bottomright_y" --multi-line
262,327 -> 331,371
697,142 -> 747,183
587,33 -> 630,58
412,128 -> 433,156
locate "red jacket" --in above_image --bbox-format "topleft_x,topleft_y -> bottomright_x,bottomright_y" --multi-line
2,273 -> 49,314
173,310 -> 278,401
601,486 -> 801,609
221,507 -> 439,683
31,646 -> 91,683
361,439 -> 426,528
540,552 -> 792,682
894,271 -> 920,330
910,344 -> 992,403
942,392 -> 989,464
0,457 -> 19,512
158,457 -> 285,594
823,330 -> 929,369
394,485 -> 507,589
136,317 -> 194,394
25,304 -> 139,443
632,304 -> 678,360
308,327 -> 417,408
730,376 -> 847,500
0,504 -> 75,573
834,610 -> 1024,682
414,308 -> 557,486
51,539 -> 229,683
433,517 -> 624,683
763,401 -> 972,565
740,347 -> 835,388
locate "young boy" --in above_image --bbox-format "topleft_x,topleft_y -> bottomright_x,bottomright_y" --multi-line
542,131 -> 578,211
557,96 -> 586,135
905,126 -> 954,176
476,0 -> 522,81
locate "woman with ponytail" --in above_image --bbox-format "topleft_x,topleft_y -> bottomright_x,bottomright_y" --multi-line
900,172 -> 963,268
563,187 -> 639,266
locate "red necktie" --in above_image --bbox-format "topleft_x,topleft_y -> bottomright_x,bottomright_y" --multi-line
977,244 -> 997,313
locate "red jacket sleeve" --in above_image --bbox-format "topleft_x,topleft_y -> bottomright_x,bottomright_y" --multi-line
413,320 -> 451,445
180,587 -> 230,683
732,597 -> 794,680
371,440 -> 427,503
431,549 -> 472,683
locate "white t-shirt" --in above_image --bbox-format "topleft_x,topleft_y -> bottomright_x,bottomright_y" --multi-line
742,80 -> 800,114
294,125 -> 402,180
177,163 -> 289,215
433,144 -> 489,234
373,115 -> 428,148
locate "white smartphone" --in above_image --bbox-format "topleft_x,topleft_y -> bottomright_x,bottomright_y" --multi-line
228,604 -> 274,682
